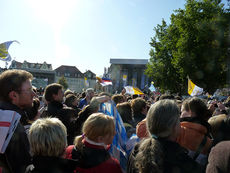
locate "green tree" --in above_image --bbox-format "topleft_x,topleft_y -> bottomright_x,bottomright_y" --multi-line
146,0 -> 230,94
58,75 -> 68,90
146,20 -> 182,93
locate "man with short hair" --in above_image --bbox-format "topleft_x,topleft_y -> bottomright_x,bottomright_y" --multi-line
79,88 -> 94,109
41,83 -> 78,144
0,69 -> 36,173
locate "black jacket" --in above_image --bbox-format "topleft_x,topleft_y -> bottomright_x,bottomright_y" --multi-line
127,139 -> 204,173
40,101 -> 78,145
25,156 -> 77,173
132,113 -> 146,127
0,101 -> 31,173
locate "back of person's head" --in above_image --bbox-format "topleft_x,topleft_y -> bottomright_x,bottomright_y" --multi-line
135,99 -> 180,173
116,102 -> 132,123
82,113 -> 115,140
64,94 -> 78,107
131,98 -> 147,115
112,94 -> 125,105
208,114 -> 230,145
74,113 -> 115,147
44,83 -> 63,102
132,94 -> 139,100
80,91 -> 86,99
147,99 -> 180,138
206,141 -> 230,173
64,89 -> 74,97
188,97 -> 208,120
86,88 -> 94,96
0,69 -> 33,102
159,94 -> 175,100
180,97 -> 191,118
29,117 -> 67,157
181,98 -> 190,112
78,104 -> 98,118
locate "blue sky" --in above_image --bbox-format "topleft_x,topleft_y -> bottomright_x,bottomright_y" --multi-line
0,0 -> 227,76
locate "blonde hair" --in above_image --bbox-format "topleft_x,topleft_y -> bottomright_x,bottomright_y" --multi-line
29,117 -> 67,157
74,113 -> 115,147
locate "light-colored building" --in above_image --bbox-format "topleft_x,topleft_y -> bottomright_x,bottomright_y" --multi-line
108,58 -> 149,92
55,65 -> 85,92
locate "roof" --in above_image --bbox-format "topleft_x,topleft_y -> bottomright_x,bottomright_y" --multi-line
55,65 -> 83,77
10,60 -> 53,70
110,59 -> 148,65
84,70 -> 96,75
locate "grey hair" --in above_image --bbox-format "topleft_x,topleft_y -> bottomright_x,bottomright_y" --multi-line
147,99 -> 180,139
135,99 -> 180,173
86,88 -> 94,95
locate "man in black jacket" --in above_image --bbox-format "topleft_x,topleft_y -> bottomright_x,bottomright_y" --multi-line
40,83 -> 78,145
0,69 -> 36,173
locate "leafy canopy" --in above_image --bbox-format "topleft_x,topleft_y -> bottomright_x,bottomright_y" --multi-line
146,0 -> 230,94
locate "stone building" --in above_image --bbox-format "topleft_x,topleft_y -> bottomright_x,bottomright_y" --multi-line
9,60 -> 55,88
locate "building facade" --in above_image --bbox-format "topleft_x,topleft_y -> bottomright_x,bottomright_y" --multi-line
55,65 -> 85,93
83,70 -> 97,89
9,60 -> 55,89
108,59 -> 149,92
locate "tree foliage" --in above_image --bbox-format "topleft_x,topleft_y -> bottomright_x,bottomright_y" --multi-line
146,0 -> 230,94
58,75 -> 68,90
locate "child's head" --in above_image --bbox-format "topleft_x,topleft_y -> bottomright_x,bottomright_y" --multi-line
82,113 -> 115,145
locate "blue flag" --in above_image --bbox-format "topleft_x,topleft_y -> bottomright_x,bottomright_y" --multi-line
99,101 -> 128,172
0,40 -> 19,62
149,81 -> 156,92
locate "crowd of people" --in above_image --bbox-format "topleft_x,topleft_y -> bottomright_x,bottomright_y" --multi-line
0,69 -> 230,173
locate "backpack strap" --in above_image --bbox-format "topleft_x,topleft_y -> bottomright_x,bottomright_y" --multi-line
192,135 -> 207,160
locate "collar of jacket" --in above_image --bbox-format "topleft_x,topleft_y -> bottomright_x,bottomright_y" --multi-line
72,139 -> 111,169
180,116 -> 211,133
48,101 -> 63,109
82,138 -> 111,150
0,101 -> 27,120
31,156 -> 77,172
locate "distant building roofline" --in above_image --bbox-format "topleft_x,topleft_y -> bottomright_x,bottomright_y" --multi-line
110,58 -> 148,65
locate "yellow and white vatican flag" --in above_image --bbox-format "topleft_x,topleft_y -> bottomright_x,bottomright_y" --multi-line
124,86 -> 144,95
0,40 -> 19,62
188,79 -> 203,96
84,77 -> 89,87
